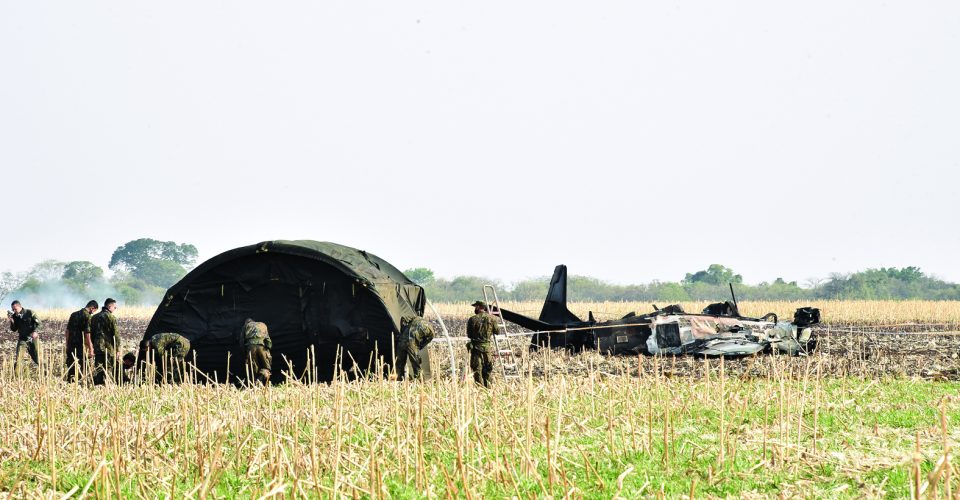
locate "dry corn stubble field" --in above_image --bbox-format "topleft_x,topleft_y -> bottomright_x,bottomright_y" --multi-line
433,300 -> 960,326
0,302 -> 959,498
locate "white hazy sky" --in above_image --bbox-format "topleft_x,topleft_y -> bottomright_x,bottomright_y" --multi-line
2,1 -> 958,286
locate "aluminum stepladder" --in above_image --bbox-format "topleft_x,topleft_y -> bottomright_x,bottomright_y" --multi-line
482,285 -> 521,380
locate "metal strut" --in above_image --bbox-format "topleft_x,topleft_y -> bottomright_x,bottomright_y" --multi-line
426,299 -> 458,379
483,285 -> 521,380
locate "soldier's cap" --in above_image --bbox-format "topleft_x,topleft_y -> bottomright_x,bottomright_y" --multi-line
471,300 -> 488,309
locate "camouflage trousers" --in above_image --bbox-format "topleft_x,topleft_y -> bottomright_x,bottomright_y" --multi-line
395,340 -> 422,380
246,345 -> 272,385
14,339 -> 39,368
155,356 -> 188,384
65,342 -> 87,382
92,348 -> 120,385
469,348 -> 493,387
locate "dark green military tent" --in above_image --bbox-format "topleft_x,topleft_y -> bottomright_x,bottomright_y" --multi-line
143,240 -> 426,383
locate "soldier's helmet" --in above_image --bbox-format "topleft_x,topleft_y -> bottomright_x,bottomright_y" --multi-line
471,300 -> 488,311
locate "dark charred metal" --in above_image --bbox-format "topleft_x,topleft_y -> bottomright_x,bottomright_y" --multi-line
499,265 -> 821,357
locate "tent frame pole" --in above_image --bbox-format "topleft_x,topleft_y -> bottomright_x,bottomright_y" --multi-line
426,300 -> 457,379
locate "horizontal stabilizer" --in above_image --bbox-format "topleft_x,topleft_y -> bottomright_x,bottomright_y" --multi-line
500,308 -> 565,332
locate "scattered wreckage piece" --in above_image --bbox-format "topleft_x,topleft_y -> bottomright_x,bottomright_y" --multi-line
498,265 -> 821,358
645,305 -> 819,356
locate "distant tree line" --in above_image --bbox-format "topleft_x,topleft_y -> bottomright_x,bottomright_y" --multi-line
1,238 -> 197,307
405,264 -> 960,302
4,255 -> 956,309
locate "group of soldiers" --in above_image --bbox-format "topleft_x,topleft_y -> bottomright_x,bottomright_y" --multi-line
383,302 -> 500,386
9,297 -> 505,387
376,301 -> 500,386
9,299 -> 274,386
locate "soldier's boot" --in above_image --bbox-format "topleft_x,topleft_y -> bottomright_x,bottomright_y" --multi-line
255,369 -> 271,386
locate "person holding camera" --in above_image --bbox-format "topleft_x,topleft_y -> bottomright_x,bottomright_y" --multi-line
8,300 -> 42,369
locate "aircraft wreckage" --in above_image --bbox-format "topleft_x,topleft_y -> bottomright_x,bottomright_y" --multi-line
497,265 -> 821,357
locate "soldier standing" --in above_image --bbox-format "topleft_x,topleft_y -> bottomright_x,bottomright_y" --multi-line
466,300 -> 499,387
397,315 -> 435,380
147,332 -> 191,384
8,300 -> 42,370
242,319 -> 272,385
65,300 -> 98,381
90,298 -> 120,385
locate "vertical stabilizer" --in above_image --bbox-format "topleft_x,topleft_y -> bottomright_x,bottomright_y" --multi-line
538,265 -> 584,325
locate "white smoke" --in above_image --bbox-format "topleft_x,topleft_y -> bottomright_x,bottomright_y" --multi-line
6,279 -> 162,309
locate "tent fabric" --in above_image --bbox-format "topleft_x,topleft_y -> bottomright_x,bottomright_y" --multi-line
143,240 -> 425,383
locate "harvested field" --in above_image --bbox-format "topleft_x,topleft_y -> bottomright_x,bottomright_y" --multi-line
434,300 -> 960,326
0,350 -> 957,498
1,303 -> 958,497
4,303 -> 960,381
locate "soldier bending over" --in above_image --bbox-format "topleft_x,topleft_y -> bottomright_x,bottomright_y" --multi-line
242,319 -> 272,385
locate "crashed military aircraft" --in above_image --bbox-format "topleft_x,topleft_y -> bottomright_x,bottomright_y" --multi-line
498,265 -> 821,357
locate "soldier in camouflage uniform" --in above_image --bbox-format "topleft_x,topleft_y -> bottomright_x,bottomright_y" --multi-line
121,350 -> 140,384
8,300 -> 42,370
90,298 -> 120,385
64,300 -> 98,382
466,300 -> 500,387
147,332 -> 191,384
396,315 -> 435,380
242,319 -> 272,385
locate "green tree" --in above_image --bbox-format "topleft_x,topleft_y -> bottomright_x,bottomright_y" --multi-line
109,238 -> 198,270
109,271 -> 166,305
61,261 -> 105,289
133,259 -> 187,289
648,281 -> 690,302
890,266 -> 923,282
814,267 -> 960,300
404,268 -> 435,285
511,278 -> 550,301
0,271 -> 26,303
109,239 -> 198,288
28,259 -> 68,282
12,260 -> 67,296
422,275 -> 504,302
683,264 -> 743,285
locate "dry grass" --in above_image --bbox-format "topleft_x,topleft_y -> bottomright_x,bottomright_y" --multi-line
2,303 -> 959,497
434,300 -> 960,326
29,301 -> 960,326
33,306 -> 158,321
0,350 -> 957,498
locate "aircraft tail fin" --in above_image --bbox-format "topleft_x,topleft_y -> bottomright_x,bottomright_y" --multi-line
539,265 -> 583,325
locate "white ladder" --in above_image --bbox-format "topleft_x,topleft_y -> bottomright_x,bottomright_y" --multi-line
483,285 -> 521,380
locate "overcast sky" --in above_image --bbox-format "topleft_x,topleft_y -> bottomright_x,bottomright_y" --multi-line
2,1 -> 958,286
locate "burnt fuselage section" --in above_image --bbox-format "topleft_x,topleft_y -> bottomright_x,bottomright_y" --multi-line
499,307 -> 653,354
499,265 -> 821,357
